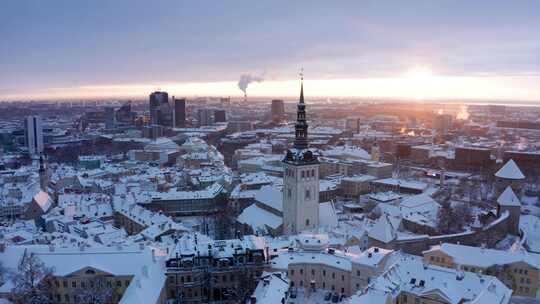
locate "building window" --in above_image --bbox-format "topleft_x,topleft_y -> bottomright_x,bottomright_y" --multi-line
341,275 -> 345,281
72,281 -> 76,288
311,169 -> 315,177
301,171 -> 305,178
357,270 -> 361,276
306,219 -> 310,226
323,270 -> 326,276
311,269 -> 315,276
290,269 -> 295,276
116,280 -> 121,287
288,189 -> 292,198
305,189 -> 310,200
300,280 -> 303,287
300,269 -> 303,275
332,273 -> 335,279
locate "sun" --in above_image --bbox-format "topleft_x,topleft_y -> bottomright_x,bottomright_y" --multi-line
405,67 -> 434,81
400,66 -> 437,100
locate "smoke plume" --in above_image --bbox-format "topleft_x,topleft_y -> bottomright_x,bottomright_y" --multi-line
238,73 -> 264,94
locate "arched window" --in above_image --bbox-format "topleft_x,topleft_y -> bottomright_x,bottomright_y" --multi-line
306,219 -> 310,226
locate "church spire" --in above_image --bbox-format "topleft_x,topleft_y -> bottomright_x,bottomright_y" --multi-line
294,70 -> 309,150
299,72 -> 304,104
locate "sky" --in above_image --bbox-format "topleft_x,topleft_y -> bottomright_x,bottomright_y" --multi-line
1,0 -> 539,101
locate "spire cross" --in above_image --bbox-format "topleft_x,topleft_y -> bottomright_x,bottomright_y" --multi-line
299,67 -> 304,81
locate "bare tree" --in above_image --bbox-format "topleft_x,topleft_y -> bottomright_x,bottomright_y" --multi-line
10,250 -> 54,304
454,203 -> 474,227
76,276 -> 115,304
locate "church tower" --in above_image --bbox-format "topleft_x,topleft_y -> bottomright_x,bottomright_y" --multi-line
282,73 -> 319,235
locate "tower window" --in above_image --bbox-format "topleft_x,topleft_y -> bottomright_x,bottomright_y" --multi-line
288,189 -> 292,198
306,219 -> 310,226
305,189 -> 311,200
311,169 -> 315,177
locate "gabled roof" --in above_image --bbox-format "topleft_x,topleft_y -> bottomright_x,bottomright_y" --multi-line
32,191 -> 52,212
497,186 -> 521,207
495,159 -> 525,180
368,214 -> 396,243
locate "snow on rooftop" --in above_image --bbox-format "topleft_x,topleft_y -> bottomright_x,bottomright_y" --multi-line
359,254 -> 512,304
270,250 -> 352,272
254,185 -> 283,212
494,159 -> 525,180
319,202 -> 338,228
33,190 -> 52,212
496,186 -> 521,207
424,242 -> 540,270
250,272 -> 289,304
0,244 -> 166,304
368,214 -> 396,244
238,204 -> 283,231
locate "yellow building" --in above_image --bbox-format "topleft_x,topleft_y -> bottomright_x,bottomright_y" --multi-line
423,243 -> 540,297
0,244 -> 168,304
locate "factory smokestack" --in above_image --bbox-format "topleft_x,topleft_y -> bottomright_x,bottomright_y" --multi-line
238,73 -> 264,102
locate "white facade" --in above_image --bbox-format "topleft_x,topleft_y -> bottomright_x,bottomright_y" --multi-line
25,115 -> 44,156
283,161 -> 320,235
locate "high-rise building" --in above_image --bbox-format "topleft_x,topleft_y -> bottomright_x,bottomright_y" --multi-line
149,91 -> 169,125
271,99 -> 285,121
197,109 -> 213,126
105,106 -> 116,129
282,76 -> 319,235
214,109 -> 226,123
24,116 -> 44,156
116,101 -> 134,124
173,98 -> 186,128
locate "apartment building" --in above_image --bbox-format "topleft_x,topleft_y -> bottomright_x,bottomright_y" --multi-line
423,243 -> 540,297
165,234 -> 267,303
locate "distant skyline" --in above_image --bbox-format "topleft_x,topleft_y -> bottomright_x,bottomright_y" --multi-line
1,1 -> 539,101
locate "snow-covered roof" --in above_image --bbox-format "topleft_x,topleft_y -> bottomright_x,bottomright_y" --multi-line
496,186 -> 521,207
424,243 -> 540,269
32,191 -> 52,212
0,245 -> 167,304
250,272 -> 289,304
368,214 -> 396,243
494,159 -> 525,180
357,254 -> 512,304
351,247 -> 394,267
254,186 -> 283,212
270,250 -> 352,272
319,202 -> 338,228
238,204 -> 283,231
